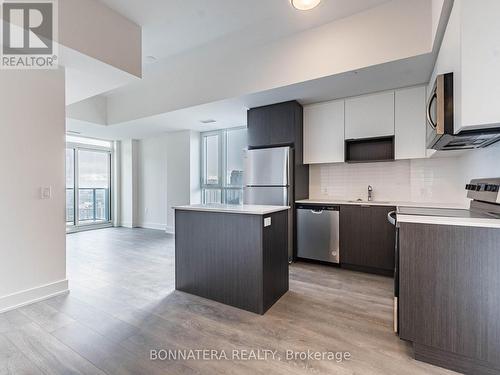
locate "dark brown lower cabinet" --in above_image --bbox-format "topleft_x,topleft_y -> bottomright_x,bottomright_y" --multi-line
339,205 -> 395,276
399,222 -> 500,375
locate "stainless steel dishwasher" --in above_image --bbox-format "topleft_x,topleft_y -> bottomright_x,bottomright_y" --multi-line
297,204 -> 340,264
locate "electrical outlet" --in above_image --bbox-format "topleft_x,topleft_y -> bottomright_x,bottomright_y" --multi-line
264,217 -> 271,227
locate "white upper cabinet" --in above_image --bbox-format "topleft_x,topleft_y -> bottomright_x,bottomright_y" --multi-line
303,100 -> 345,164
430,0 -> 500,132
395,86 -> 426,160
345,91 -> 395,139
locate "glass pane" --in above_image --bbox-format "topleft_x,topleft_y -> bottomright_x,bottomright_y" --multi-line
78,150 -> 110,223
203,189 -> 222,204
224,189 -> 243,205
204,134 -> 219,185
226,128 -> 246,187
66,149 -> 75,225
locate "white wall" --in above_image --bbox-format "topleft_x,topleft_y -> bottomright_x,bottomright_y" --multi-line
120,139 -> 139,227
0,69 -> 68,312
137,135 -> 169,230
59,0 -> 142,78
309,143 -> 500,207
131,130 -> 201,233
106,0 -> 434,124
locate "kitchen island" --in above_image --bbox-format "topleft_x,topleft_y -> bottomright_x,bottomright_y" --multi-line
174,204 -> 290,314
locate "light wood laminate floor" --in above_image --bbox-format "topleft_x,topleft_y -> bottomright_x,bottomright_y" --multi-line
0,228 -> 457,375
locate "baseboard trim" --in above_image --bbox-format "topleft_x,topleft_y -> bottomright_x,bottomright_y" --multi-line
165,226 -> 174,234
140,222 -> 167,231
0,279 -> 69,314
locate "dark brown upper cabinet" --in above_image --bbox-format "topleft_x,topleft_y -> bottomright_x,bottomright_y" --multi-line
247,101 -> 301,149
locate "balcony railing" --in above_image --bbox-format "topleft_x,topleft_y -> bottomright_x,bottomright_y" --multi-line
66,188 -> 110,224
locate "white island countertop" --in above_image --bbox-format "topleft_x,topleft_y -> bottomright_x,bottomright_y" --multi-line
173,204 -> 290,215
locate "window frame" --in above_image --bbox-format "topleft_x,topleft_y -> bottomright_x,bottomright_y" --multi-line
200,127 -> 246,204
66,136 -> 114,232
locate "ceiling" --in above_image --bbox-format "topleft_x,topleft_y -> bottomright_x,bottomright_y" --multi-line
67,97 -> 248,140
99,0 -> 390,67
69,0 -> 449,140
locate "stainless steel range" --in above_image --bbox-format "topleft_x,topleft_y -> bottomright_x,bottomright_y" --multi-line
398,178 -> 500,219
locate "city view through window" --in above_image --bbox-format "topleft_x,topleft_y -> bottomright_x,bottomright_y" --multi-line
202,127 -> 246,204
66,145 -> 111,228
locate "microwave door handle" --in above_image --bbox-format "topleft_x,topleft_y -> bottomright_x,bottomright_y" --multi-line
426,89 -> 438,130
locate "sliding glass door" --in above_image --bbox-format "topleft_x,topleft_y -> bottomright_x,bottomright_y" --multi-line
77,150 -> 111,224
66,137 -> 112,230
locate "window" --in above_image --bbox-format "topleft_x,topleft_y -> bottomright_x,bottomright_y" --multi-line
201,127 -> 247,204
66,136 -> 113,230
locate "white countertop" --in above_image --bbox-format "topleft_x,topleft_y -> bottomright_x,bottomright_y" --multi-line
295,199 -> 467,209
396,206 -> 500,228
396,214 -> 500,228
296,198 -> 500,228
173,204 -> 290,215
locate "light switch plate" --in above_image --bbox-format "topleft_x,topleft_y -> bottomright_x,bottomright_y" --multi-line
264,217 -> 271,227
40,187 -> 52,199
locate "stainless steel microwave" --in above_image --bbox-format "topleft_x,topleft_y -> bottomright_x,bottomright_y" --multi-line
426,73 -> 500,150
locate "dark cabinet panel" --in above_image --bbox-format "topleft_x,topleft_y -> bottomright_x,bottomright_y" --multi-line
340,205 -> 395,274
175,209 -> 289,315
399,223 -> 500,374
247,101 -> 301,148
247,107 -> 270,148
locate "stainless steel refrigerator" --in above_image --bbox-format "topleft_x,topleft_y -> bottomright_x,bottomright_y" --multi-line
244,146 -> 293,261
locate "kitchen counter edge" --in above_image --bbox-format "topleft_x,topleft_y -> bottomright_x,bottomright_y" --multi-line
295,199 -> 467,209
174,204 -> 290,215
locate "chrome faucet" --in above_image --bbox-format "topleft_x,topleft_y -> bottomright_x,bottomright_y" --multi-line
368,185 -> 373,201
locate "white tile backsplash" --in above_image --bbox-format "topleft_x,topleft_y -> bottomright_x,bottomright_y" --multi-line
309,144 -> 500,206
310,160 -> 411,202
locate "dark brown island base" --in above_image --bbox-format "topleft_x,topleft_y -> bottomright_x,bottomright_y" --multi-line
174,204 -> 289,315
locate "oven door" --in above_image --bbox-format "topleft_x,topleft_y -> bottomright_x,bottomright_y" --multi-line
387,210 -> 399,334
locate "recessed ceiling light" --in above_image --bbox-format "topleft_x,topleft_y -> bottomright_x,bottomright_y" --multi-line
145,55 -> 158,64
200,119 -> 217,124
290,0 -> 321,11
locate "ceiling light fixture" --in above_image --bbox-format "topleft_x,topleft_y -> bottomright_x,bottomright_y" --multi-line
290,0 -> 321,11
145,55 -> 158,64
200,119 -> 217,124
